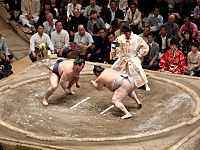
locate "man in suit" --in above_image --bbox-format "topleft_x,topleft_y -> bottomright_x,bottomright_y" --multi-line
141,33 -> 160,70
155,25 -> 171,59
103,0 -> 124,25
87,28 -> 109,63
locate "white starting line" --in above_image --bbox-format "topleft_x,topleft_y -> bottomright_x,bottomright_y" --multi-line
70,97 -> 91,109
70,97 -> 114,115
100,105 -> 115,114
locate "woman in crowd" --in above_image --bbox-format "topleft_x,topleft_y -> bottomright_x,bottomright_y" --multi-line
179,30 -> 193,62
87,10 -> 106,36
187,41 -> 200,76
159,37 -> 186,74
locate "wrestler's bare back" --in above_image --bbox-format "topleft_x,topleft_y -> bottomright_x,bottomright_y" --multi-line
97,68 -> 133,91
50,60 -> 79,82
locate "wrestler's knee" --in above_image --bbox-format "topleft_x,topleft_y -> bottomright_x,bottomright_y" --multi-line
51,85 -> 58,91
112,99 -> 122,108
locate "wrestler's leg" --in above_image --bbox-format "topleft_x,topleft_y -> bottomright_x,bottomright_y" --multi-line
112,88 -> 132,119
128,90 -> 142,108
43,71 -> 59,105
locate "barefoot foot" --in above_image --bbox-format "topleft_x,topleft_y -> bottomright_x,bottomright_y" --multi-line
121,113 -> 132,119
43,100 -> 48,106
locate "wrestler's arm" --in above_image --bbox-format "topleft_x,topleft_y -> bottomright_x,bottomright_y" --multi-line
91,79 -> 103,91
74,75 -> 81,88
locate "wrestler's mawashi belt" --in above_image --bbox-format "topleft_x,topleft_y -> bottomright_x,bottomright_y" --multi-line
113,74 -> 134,91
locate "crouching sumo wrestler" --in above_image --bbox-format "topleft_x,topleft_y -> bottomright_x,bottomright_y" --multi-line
91,65 -> 142,119
43,58 -> 85,106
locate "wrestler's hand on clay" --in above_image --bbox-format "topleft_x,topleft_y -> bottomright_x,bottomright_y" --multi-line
90,80 -> 95,84
76,82 -> 81,88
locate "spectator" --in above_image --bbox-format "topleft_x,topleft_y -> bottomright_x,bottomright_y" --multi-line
69,9 -> 87,41
87,28 -> 109,62
141,33 -> 160,71
51,0 -> 60,18
37,1 -> 57,26
115,20 -> 125,37
164,14 -> 179,38
159,37 -> 186,74
109,18 -> 121,32
165,0 -> 177,14
107,32 -> 117,64
59,0 -> 70,15
119,0 -> 128,12
0,32 -> 13,63
67,25 -> 94,59
172,0 -> 190,26
124,2 -> 142,34
139,27 -> 150,43
178,17 -> 200,42
29,24 -> 54,62
155,25 -> 171,58
193,0 -> 200,30
4,0 -> 21,21
154,0 -> 169,22
43,13 -> 57,36
66,0 -> 81,21
187,41 -> 200,76
179,30 -> 193,61
145,8 -> 163,34
87,10 -> 106,36
19,0 -> 40,34
51,21 -> 70,57
0,32 -> 13,79
83,0 -> 101,20
103,0 -> 124,25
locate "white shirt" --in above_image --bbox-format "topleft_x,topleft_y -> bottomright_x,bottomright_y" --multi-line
51,29 -> 70,52
30,32 -> 54,52
66,3 -> 82,17
111,11 -> 115,22
74,31 -> 94,51
43,19 -> 57,36
148,42 -> 152,48
161,35 -> 166,50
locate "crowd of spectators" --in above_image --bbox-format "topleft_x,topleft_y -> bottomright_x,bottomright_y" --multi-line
1,0 -> 200,77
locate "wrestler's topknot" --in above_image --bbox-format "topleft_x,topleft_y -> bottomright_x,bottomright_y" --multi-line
74,57 -> 85,66
93,65 -> 104,74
